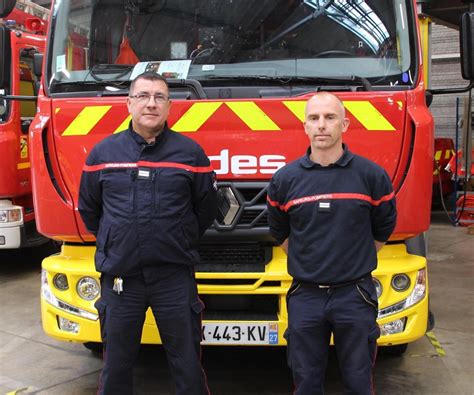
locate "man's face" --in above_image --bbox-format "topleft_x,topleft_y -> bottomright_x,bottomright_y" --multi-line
127,78 -> 171,135
303,94 -> 349,151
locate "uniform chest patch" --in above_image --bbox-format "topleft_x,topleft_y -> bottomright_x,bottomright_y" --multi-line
318,201 -> 331,212
137,168 -> 151,179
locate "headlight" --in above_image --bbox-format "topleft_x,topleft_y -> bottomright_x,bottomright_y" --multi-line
373,278 -> 382,299
58,317 -> 80,334
378,269 -> 426,318
42,269 -> 54,305
404,269 -> 426,306
391,273 -> 411,292
380,318 -> 406,336
76,277 -> 100,300
0,208 -> 22,223
41,270 -> 98,321
53,273 -> 69,290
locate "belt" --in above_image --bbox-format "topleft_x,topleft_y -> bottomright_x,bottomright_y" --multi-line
312,275 -> 369,289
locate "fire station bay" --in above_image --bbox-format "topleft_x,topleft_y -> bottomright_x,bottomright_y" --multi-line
0,0 -> 473,394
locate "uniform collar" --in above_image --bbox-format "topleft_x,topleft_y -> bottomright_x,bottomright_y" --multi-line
299,144 -> 354,169
126,121 -> 169,146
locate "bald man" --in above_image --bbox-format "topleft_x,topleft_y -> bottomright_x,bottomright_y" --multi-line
267,92 -> 397,394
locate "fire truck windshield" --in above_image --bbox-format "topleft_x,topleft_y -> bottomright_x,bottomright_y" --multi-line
48,0 -> 417,94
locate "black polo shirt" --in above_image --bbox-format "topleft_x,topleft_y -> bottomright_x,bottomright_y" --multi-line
267,145 -> 397,284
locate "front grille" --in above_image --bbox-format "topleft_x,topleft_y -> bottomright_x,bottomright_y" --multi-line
239,187 -> 268,204
197,242 -> 272,272
239,211 -> 268,227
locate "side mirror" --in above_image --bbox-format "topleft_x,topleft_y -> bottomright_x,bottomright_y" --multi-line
0,26 -> 12,88
0,0 -> 15,18
33,52 -> 43,79
460,12 -> 474,80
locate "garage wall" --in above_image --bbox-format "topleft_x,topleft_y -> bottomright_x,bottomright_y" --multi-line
429,23 -> 471,140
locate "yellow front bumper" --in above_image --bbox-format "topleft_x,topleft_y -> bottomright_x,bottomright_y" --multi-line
41,243 -> 429,346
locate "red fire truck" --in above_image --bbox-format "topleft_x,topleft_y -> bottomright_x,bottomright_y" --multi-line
1,0 -> 471,353
0,1 -> 48,249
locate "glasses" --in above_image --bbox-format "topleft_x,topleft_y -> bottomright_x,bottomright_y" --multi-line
129,93 -> 169,104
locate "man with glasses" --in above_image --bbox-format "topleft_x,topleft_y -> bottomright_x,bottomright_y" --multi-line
79,72 -> 217,395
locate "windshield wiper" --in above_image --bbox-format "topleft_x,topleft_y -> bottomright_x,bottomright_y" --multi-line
288,75 -> 372,91
205,75 -> 372,91
50,78 -> 208,98
206,75 -> 295,82
89,64 -> 134,81
50,80 -> 130,95
167,78 -> 207,99
52,80 -> 129,86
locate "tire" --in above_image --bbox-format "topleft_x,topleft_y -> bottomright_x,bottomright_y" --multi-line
383,343 -> 408,356
427,310 -> 435,332
83,342 -> 103,354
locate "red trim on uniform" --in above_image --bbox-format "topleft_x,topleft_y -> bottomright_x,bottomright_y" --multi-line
266,196 -> 280,207
83,161 -> 213,173
83,162 -> 137,172
372,191 -> 395,205
370,344 -> 378,394
270,192 -> 395,212
137,161 -> 213,173
197,295 -> 211,395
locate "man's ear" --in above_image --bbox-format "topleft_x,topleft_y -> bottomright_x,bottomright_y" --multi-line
342,117 -> 350,133
303,121 -> 309,136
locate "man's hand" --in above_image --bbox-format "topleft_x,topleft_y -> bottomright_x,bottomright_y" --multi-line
281,239 -> 289,255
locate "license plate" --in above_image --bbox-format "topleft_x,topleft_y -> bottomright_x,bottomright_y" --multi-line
201,323 -> 278,345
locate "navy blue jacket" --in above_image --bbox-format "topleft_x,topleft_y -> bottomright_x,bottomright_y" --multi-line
267,145 -> 396,284
78,124 -> 217,276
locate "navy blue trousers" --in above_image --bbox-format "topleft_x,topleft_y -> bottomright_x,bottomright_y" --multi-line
95,264 -> 209,395
286,276 -> 380,395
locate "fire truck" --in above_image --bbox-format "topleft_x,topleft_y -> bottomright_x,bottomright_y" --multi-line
1,0 -> 472,353
0,0 -> 48,249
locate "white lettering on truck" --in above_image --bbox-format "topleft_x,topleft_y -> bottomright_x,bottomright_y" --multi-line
209,149 -> 287,175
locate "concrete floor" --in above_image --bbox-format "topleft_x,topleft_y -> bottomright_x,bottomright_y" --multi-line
0,213 -> 472,394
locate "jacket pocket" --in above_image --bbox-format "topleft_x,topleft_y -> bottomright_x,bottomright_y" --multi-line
96,224 -> 111,253
356,279 -> 379,311
286,281 -> 301,304
95,224 -> 111,272
100,169 -> 134,214
181,217 -> 199,250
153,168 -> 193,218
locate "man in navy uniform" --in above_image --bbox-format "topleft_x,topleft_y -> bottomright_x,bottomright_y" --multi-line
79,72 -> 217,395
267,92 -> 396,394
